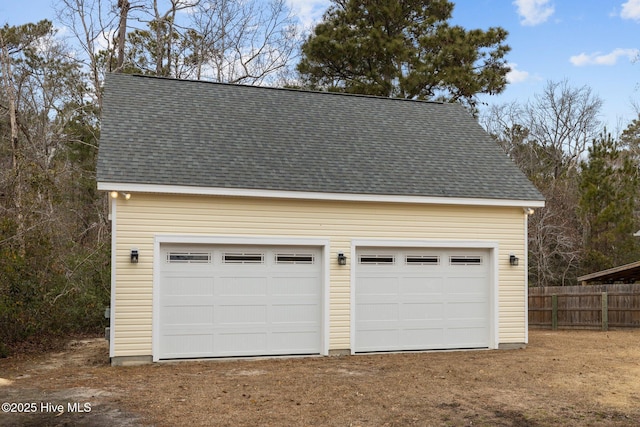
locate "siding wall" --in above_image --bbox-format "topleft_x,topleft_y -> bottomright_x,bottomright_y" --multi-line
112,192 -> 527,357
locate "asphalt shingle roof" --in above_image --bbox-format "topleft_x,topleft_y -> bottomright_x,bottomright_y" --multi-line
97,73 -> 543,202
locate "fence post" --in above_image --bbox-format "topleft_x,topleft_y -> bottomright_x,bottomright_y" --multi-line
602,292 -> 608,331
552,294 -> 558,330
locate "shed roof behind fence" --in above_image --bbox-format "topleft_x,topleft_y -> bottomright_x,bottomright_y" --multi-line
577,260 -> 640,285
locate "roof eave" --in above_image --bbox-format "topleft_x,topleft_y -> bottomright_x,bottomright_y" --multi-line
97,181 -> 545,208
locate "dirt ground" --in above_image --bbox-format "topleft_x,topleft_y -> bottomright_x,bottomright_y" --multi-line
1,330 -> 640,426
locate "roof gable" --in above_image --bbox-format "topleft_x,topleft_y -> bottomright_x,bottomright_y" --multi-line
97,73 -> 543,202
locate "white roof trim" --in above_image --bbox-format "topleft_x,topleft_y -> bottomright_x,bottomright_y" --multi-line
97,182 -> 545,208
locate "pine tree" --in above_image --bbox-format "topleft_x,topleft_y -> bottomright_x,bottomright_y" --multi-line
297,0 -> 510,108
578,132 -> 640,273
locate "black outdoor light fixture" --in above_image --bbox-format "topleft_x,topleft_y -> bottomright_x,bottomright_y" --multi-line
131,249 -> 139,264
337,252 -> 347,265
509,254 -> 519,266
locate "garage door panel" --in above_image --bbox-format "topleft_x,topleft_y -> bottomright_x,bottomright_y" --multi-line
447,303 -> 487,319
216,304 -> 267,325
355,247 -> 490,352
160,334 -> 214,357
402,328 -> 445,348
357,276 -> 399,295
218,277 -> 268,296
357,303 -> 398,322
357,329 -> 399,351
159,245 -> 322,359
446,278 -> 485,294
217,332 -> 268,355
162,276 -> 214,296
163,305 -> 214,325
443,315 -> 485,327
161,298 -> 216,323
271,332 -> 318,349
271,276 -> 319,295
271,304 -> 319,323
401,303 -> 443,320
271,331 -> 319,352
445,327 -> 487,347
399,277 -> 444,294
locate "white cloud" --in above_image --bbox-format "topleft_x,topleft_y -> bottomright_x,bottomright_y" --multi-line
506,63 -> 530,83
285,0 -> 330,30
621,0 -> 640,20
570,48 -> 639,66
513,0 -> 555,26
95,30 -> 116,53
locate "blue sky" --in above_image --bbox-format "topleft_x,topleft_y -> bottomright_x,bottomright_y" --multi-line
3,0 -> 640,131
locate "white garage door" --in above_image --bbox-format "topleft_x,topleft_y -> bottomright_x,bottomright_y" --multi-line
354,247 -> 491,352
158,244 -> 322,359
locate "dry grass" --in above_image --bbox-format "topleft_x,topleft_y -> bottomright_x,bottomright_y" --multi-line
2,330 -> 640,426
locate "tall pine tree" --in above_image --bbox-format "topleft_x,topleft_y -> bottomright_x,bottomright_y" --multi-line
297,0 -> 510,108
578,132 -> 640,274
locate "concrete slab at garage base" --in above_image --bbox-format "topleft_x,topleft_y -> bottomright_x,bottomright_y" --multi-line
111,355 -> 153,366
110,345 -> 527,365
498,343 -> 527,350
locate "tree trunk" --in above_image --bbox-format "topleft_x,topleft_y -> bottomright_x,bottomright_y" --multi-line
116,0 -> 130,72
0,32 -> 25,255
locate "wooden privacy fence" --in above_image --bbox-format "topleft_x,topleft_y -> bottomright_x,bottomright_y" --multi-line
528,284 -> 640,330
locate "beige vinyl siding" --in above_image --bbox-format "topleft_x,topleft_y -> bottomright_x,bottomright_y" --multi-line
112,192 -> 527,357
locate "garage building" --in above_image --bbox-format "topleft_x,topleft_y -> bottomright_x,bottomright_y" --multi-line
97,73 -> 544,365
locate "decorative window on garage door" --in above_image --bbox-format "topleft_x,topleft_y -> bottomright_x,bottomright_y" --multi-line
450,255 -> 483,265
405,255 -> 440,265
275,253 -> 315,264
223,252 -> 265,264
359,254 -> 395,264
167,252 -> 211,263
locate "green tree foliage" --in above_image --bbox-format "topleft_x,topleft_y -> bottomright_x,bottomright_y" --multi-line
578,132 -> 640,273
0,21 -> 109,355
620,112 -> 640,165
123,21 -> 180,77
297,0 -> 510,107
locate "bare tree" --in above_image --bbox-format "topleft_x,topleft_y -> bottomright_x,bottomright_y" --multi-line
56,0 -> 120,107
525,79 -> 603,178
481,80 -> 604,286
107,0 -> 299,83
528,177 -> 583,286
187,0 -> 299,84
0,31 -> 23,254
481,101 -> 527,158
